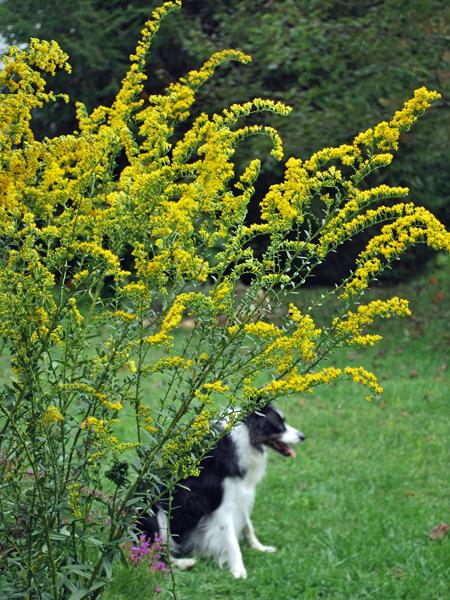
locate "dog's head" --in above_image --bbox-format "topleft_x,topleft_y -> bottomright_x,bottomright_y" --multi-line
244,403 -> 305,458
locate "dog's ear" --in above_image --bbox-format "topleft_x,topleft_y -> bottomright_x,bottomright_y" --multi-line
257,398 -> 274,415
245,399 -> 271,422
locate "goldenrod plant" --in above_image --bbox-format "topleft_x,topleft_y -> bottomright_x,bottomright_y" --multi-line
0,1 -> 449,597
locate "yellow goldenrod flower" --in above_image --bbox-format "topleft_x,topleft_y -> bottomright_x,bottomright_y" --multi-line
43,404 -> 64,425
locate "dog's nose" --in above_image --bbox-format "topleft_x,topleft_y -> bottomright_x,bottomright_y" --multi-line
298,432 -> 306,442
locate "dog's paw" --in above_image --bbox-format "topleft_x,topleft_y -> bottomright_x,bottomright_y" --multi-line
172,557 -> 196,571
250,542 -> 277,553
230,565 -> 247,579
259,544 -> 276,553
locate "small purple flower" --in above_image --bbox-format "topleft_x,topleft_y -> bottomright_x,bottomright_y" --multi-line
128,533 -> 168,577
152,560 -> 167,573
152,533 -> 162,552
129,534 -> 150,565
155,585 -> 161,594
139,534 -> 151,555
129,534 -> 151,564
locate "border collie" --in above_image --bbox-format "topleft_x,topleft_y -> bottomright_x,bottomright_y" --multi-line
138,403 -> 305,578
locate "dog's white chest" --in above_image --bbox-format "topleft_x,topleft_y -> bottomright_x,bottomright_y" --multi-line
221,471 -> 259,535
224,423 -> 268,521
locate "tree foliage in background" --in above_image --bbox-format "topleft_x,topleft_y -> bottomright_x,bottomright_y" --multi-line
0,0 -> 448,281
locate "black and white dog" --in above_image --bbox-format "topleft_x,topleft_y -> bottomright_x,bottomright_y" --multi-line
138,403 -> 305,578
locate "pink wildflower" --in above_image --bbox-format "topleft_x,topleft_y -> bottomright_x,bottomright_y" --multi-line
128,534 -> 151,564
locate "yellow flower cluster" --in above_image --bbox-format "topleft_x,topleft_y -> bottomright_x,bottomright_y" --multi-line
162,408 -> 212,478
203,381 -> 230,394
315,189 -> 411,258
43,404 -> 64,425
0,38 -> 70,149
146,292 -> 198,344
82,417 -> 107,435
243,321 -> 281,339
68,298 -> 84,326
343,206 -> 450,299
150,356 -> 193,372
67,482 -> 82,520
113,310 -> 137,322
95,392 -> 123,412
58,383 -> 122,412
136,401 -> 158,434
70,242 -> 130,281
260,158 -> 309,229
81,416 -> 138,462
344,367 -> 383,398
391,87 -> 441,130
333,297 -> 411,345
262,305 -> 322,373
330,87 -> 441,171
209,280 -> 233,312
257,365 -> 382,401
110,0 -> 182,126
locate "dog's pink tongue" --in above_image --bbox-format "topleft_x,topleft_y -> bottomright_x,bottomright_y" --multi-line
287,447 -> 296,459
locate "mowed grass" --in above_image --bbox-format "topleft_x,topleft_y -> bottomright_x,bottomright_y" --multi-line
102,259 -> 449,599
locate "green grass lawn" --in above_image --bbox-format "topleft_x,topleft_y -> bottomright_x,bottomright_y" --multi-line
84,260 -> 450,598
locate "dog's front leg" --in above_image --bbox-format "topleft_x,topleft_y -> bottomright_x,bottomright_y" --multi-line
221,519 -> 247,579
243,515 -> 276,553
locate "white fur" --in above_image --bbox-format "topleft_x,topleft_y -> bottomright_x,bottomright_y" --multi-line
281,423 -> 304,444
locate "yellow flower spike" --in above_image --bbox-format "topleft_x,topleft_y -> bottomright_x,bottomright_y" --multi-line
184,49 -> 252,89
333,297 -> 411,346
304,144 -> 355,172
68,297 -> 84,326
146,292 -> 200,345
70,242 -> 129,280
150,356 -> 189,372
390,87 -> 441,131
95,392 -> 123,412
119,282 -> 151,303
81,417 -> 107,435
262,308 -> 322,373
316,194 -> 411,258
113,310 -> 137,322
260,365 -> 382,399
127,360 -> 137,374
67,482 -> 82,520
243,321 -> 281,339
343,367 -> 383,396
342,205 -> 450,299
43,404 -> 64,425
203,381 -> 230,394
218,98 -> 292,126
210,280 -> 233,312
303,87 -> 441,183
